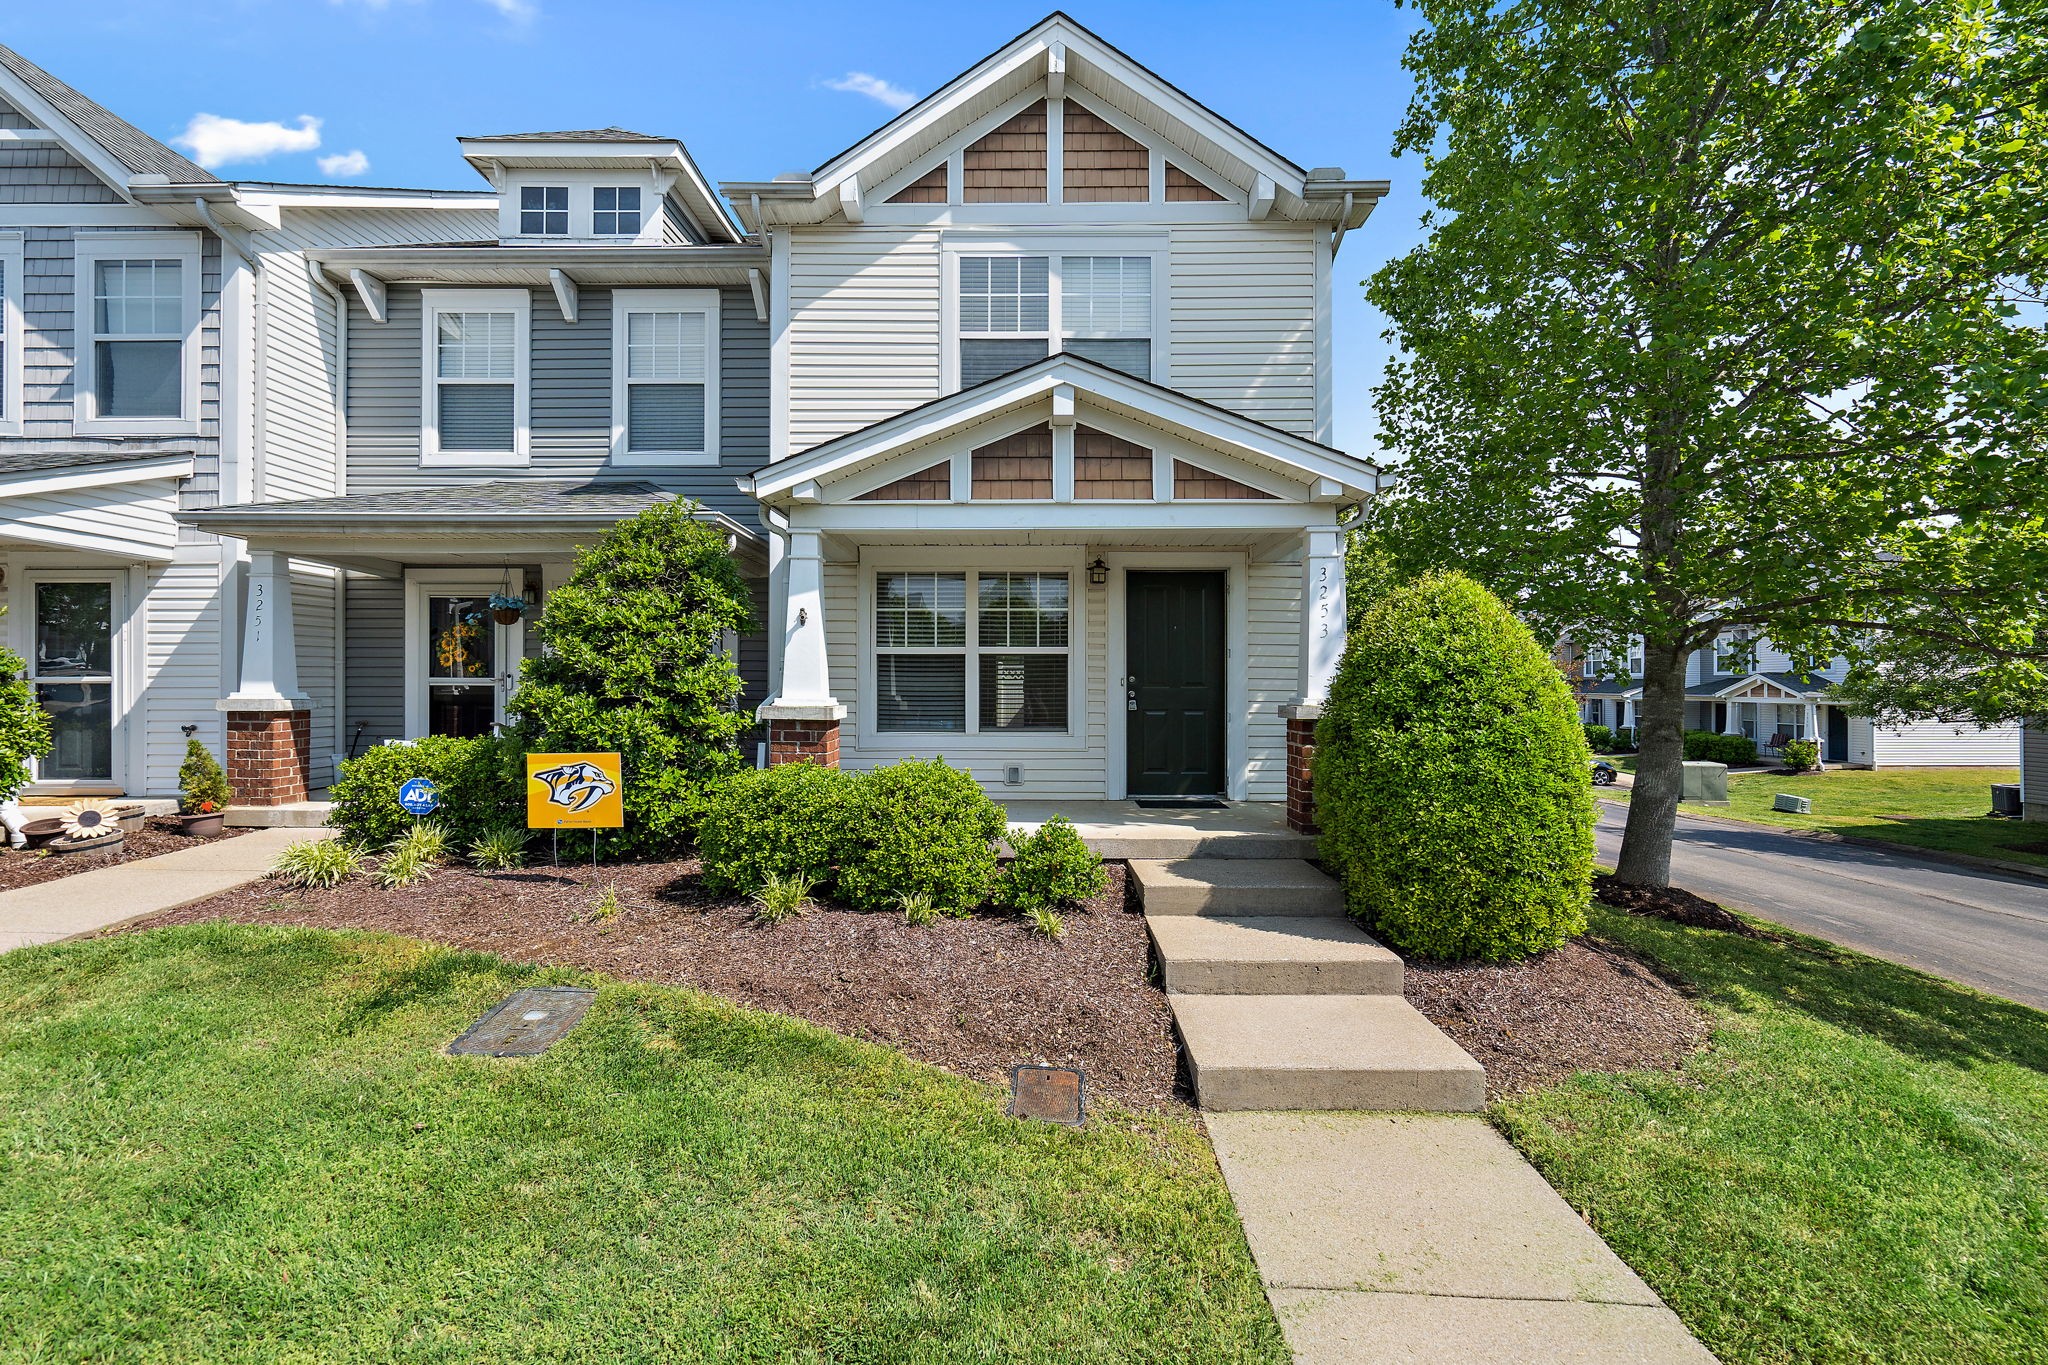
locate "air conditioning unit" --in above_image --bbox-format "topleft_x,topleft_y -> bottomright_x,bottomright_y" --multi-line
1991,783 -> 2023,818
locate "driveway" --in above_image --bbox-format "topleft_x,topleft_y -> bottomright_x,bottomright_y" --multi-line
1595,801 -> 2048,1011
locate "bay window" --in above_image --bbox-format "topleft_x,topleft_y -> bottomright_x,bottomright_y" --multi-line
74,232 -> 199,433
422,288 -> 528,466
611,289 -> 719,464
874,569 -> 1072,736
952,247 -> 1158,389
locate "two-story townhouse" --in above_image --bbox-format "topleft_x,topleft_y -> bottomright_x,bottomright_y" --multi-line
1573,629 -> 2021,767
181,131 -> 770,804
0,45 -> 277,804
721,13 -> 1382,822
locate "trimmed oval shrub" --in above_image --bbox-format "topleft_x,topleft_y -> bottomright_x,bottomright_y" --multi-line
999,815 -> 1108,912
692,761 -> 856,895
1314,572 -> 1593,961
1582,722 -> 1614,754
836,759 -> 1006,914
329,733 -> 522,850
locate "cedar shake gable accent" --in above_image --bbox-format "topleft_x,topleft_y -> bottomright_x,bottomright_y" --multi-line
854,461 -> 952,501
963,101 -> 1047,203
971,424 -> 1054,498
1074,426 -> 1153,498
1062,102 -> 1147,202
1174,459 -> 1276,500
884,164 -> 949,204
1165,164 -> 1225,202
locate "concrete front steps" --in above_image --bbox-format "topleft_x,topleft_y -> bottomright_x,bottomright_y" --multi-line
1133,859 -> 1485,1113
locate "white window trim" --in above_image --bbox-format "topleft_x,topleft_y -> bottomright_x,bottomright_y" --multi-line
856,546 -> 1086,749
1714,629 -> 1752,674
72,230 -> 201,436
610,287 -> 720,467
420,287 -> 530,468
939,233 -> 1168,394
518,184 -> 572,237
0,231 -> 22,436
402,569 -> 526,739
592,185 -> 645,237
12,567 -> 137,794
1627,638 -> 1645,677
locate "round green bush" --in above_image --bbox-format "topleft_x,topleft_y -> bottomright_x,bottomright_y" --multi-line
692,762 -> 855,894
328,733 -> 521,850
1582,722 -> 1614,754
1313,572 -> 1593,961
998,815 -> 1108,911
835,759 -> 1005,914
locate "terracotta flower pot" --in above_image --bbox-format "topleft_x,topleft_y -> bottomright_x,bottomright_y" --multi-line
180,812 -> 226,837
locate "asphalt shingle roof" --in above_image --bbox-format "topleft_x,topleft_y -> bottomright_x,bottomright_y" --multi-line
0,44 -> 218,184
202,480 -> 674,519
462,128 -> 671,143
0,448 -> 192,479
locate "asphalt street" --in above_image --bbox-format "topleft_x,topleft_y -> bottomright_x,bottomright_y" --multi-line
1595,800 -> 2048,1010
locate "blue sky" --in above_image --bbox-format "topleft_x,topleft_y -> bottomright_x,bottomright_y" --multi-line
8,0 -> 1431,453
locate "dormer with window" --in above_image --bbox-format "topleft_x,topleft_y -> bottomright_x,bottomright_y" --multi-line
457,130 -> 744,247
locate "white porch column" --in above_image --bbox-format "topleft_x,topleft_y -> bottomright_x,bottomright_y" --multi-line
222,550 -> 306,707
758,527 -> 844,767
1298,527 -> 1346,706
1804,699 -> 1822,767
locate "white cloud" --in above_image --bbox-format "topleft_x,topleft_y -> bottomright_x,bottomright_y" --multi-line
173,113 -> 322,170
477,0 -> 538,22
822,72 -> 918,113
318,149 -> 371,178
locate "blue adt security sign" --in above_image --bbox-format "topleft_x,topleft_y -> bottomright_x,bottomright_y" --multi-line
397,778 -> 441,816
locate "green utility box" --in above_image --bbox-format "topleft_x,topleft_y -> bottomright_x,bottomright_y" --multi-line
1681,761 -> 1729,805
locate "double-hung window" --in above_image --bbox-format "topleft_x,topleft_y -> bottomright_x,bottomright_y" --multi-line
1714,630 -> 1751,674
520,186 -> 569,235
74,232 -> 199,433
0,231 -> 19,435
422,288 -> 528,466
1626,639 -> 1645,676
611,289 -> 718,464
593,187 -> 642,236
953,248 -> 1157,389
873,569 -> 1072,736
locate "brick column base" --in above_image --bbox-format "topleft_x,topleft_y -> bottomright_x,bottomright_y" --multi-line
225,709 -> 313,806
1281,704 -> 1321,835
766,718 -> 841,768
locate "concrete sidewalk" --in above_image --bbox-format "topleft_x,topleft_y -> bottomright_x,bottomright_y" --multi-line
1209,1112 -> 1718,1364
0,826 -> 321,951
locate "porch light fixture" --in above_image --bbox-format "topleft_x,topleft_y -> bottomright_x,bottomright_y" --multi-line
1087,558 -> 1109,586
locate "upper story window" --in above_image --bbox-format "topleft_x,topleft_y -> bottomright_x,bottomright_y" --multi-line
421,288 -> 529,467
1714,629 -> 1752,673
520,186 -> 569,235
74,232 -> 199,434
954,250 -> 1156,388
1627,639 -> 1645,676
593,187 -> 642,236
611,288 -> 719,465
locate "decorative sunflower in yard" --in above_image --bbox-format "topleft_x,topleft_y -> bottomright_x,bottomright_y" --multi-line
59,799 -> 122,841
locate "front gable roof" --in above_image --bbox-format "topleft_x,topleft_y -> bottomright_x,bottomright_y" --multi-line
0,44 -> 218,192
722,12 -> 1384,230
745,351 -> 1380,505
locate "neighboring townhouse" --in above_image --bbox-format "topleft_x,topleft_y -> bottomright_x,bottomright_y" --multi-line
0,45 -> 261,803
1571,630 -> 2022,767
2024,720 -> 2044,819
724,13 -> 1382,814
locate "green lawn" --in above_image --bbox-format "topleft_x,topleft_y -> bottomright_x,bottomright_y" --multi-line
1689,766 -> 2044,868
0,924 -> 1282,1364
1499,905 -> 2048,1365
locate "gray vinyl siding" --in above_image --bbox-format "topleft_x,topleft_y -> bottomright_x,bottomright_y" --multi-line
343,572 -> 405,749
344,282 -> 766,526
0,144 -> 123,204
0,97 -> 30,128
660,197 -> 696,245
2025,723 -> 2048,820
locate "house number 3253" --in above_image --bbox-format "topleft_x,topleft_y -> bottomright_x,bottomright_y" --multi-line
1315,565 -> 1332,638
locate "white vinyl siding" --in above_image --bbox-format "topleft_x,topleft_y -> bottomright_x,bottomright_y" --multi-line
610,288 -> 719,465
1244,559 -> 1294,801
1870,721 -> 2022,767
141,550 -> 227,797
786,227 -> 944,455
420,287 -> 529,467
1166,223 -> 1317,435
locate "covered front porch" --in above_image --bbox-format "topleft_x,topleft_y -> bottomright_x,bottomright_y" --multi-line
1686,671 -> 1848,764
743,354 -> 1378,829
179,480 -> 763,804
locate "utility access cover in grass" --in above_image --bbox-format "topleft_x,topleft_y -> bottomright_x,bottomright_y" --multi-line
448,987 -> 596,1057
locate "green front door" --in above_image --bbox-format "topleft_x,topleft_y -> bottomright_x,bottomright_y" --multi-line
1125,571 -> 1226,798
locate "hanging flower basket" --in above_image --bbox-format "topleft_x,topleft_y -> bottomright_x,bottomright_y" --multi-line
488,593 -> 530,626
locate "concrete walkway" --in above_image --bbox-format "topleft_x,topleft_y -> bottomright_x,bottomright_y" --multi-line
0,826 -> 320,951
1210,1113 -> 1717,1364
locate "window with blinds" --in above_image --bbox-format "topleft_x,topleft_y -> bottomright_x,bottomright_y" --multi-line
612,289 -> 719,462
873,570 -> 1072,735
434,310 -> 517,451
1060,255 -> 1151,380
93,259 -> 184,419
955,253 -> 1154,389
959,255 -> 1049,387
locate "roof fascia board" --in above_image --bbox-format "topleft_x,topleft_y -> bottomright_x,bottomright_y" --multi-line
812,35 -> 1048,196
0,64 -> 141,200
0,456 -> 193,498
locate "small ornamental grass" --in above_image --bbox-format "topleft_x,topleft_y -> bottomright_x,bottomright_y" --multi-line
270,838 -> 360,890
999,816 -> 1107,912
467,826 -> 527,870
590,883 -> 625,923
374,822 -> 450,889
1027,907 -> 1066,940
897,892 -> 941,927
752,872 -> 817,925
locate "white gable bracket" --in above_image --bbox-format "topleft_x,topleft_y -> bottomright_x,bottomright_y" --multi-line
1250,175 -> 1276,221
839,176 -> 864,225
1310,476 -> 1346,504
1046,42 -> 1067,101
548,268 -> 579,324
347,268 -> 388,324
748,268 -> 769,323
1050,383 -> 1076,428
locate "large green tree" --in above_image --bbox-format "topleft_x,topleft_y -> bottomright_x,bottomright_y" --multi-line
1367,0 -> 2048,885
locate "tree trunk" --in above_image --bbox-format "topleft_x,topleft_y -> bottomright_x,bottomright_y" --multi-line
1615,643 -> 1689,886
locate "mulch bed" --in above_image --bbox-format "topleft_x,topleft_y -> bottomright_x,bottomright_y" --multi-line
1593,872 -> 1767,937
1405,938 -> 1712,1100
132,860 -> 1188,1112
0,818 -> 251,893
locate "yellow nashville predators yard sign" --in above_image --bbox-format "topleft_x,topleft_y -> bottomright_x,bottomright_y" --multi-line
526,752 -> 624,829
